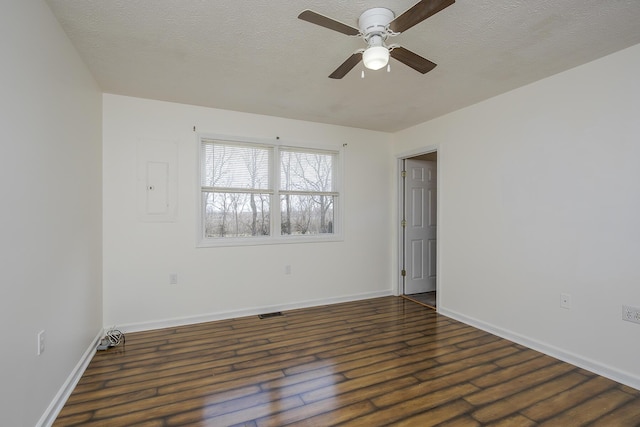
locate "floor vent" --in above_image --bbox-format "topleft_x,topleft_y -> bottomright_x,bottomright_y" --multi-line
258,311 -> 283,319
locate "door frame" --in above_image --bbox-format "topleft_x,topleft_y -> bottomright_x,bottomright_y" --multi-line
396,145 -> 440,305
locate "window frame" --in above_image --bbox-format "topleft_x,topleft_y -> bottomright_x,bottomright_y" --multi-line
197,133 -> 343,247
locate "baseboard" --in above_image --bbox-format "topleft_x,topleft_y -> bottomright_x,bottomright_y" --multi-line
439,307 -> 640,391
118,290 -> 393,333
36,329 -> 104,427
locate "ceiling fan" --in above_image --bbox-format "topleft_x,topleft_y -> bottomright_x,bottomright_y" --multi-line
298,0 -> 455,79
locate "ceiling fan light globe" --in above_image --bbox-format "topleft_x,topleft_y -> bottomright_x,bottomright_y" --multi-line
363,46 -> 389,70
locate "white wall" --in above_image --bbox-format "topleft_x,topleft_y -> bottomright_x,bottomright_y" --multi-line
0,1 -> 103,426
395,43 -> 640,388
103,95 -> 394,329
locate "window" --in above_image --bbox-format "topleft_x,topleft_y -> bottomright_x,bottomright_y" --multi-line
199,135 -> 341,246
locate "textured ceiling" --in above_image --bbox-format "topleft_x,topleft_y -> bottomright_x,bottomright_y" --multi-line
46,0 -> 640,132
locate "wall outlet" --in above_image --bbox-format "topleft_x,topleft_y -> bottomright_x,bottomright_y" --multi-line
622,305 -> 640,324
560,293 -> 571,309
285,265 -> 291,275
169,273 -> 178,285
37,330 -> 45,355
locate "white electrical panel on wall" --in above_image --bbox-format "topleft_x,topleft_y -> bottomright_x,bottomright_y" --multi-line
145,161 -> 169,214
137,140 -> 178,222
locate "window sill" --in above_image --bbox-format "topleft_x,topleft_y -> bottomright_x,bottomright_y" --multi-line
196,234 -> 344,248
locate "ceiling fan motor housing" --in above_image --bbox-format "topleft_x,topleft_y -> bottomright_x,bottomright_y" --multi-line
358,7 -> 395,41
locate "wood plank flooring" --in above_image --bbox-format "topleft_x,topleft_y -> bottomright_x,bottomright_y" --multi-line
54,296 -> 640,426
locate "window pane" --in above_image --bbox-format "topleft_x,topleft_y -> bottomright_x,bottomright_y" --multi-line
280,194 -> 334,235
203,192 -> 270,237
202,141 -> 270,190
280,150 -> 334,192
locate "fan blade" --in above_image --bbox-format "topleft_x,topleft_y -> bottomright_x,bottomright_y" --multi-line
329,53 -> 362,79
390,47 -> 437,74
389,0 -> 455,33
298,10 -> 360,36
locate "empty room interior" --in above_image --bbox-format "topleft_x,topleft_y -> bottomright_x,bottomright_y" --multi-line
3,1 -> 640,425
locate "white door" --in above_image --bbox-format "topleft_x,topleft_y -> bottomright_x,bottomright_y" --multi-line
404,159 -> 437,294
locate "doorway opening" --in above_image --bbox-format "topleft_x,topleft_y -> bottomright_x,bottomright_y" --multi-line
399,150 -> 437,310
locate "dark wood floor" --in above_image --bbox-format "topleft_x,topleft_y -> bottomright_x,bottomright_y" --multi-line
54,296 -> 640,426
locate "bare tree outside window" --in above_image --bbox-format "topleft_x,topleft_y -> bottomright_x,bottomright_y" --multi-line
202,141 -> 271,238
200,138 -> 338,243
280,150 -> 335,236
